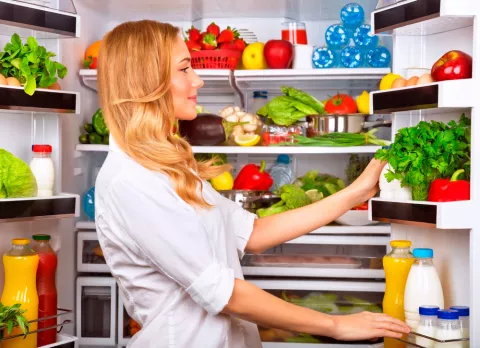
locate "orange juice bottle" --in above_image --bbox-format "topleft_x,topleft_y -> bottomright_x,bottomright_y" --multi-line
1,238 -> 39,348
383,240 -> 414,348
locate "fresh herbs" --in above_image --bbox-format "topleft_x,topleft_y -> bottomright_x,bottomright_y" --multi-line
0,34 -> 67,95
279,129 -> 389,147
0,302 -> 30,339
257,86 -> 325,126
374,114 -> 471,201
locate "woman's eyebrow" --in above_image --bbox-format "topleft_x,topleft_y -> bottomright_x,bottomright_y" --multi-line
179,57 -> 191,64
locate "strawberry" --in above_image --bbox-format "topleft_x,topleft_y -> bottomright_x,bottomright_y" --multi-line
186,26 -> 201,42
218,42 -> 237,50
233,38 -> 247,52
217,26 -> 238,44
201,33 -> 217,50
206,22 -> 220,38
185,39 -> 201,52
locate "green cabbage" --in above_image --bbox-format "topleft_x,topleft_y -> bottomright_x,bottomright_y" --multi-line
0,149 -> 38,198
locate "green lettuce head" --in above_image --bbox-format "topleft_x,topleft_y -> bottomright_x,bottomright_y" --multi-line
0,149 -> 38,198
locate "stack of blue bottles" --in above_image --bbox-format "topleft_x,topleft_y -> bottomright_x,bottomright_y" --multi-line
83,186 -> 95,221
312,3 -> 391,69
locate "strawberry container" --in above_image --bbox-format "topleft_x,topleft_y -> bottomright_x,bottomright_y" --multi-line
190,50 -> 242,69
261,124 -> 305,146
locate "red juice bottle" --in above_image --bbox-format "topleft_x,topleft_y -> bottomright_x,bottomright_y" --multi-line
32,234 -> 58,346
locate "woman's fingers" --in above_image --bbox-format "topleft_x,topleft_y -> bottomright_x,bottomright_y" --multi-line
374,313 -> 411,332
374,329 -> 403,339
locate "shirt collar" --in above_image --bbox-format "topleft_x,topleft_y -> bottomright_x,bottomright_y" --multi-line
109,134 -> 128,157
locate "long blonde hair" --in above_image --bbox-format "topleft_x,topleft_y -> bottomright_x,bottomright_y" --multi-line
98,20 -> 228,208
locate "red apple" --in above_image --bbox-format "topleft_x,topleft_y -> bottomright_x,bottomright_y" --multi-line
264,40 -> 293,69
431,50 -> 472,82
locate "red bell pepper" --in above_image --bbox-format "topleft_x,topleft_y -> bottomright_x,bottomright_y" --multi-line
233,160 -> 273,191
427,169 -> 470,202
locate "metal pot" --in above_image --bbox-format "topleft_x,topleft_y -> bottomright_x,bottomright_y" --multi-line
305,114 -> 392,137
218,190 -> 280,213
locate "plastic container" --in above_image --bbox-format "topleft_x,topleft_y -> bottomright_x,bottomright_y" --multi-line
416,306 -> 440,348
252,91 -> 268,115
383,240 -> 414,348
281,21 -> 308,45
1,238 -> 39,348
268,155 -> 293,190
261,124 -> 303,146
292,44 -> 313,69
32,234 -> 58,346
190,50 -> 241,70
340,3 -> 365,30
325,24 -> 350,50
450,306 -> 469,347
404,248 -> 444,330
353,24 -> 379,50
83,186 -> 96,221
312,46 -> 338,69
379,164 -> 412,200
30,144 -> 55,197
434,310 -> 462,348
367,46 -> 391,68
340,46 -> 364,68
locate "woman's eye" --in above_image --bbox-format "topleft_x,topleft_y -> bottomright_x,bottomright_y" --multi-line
180,67 -> 190,73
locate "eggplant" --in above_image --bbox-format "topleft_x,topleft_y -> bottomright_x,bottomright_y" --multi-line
179,113 -> 226,146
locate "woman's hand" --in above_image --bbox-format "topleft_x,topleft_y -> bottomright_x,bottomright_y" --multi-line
331,311 -> 410,340
349,158 -> 387,202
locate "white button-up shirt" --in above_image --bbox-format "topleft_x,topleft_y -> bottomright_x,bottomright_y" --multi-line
94,138 -> 262,348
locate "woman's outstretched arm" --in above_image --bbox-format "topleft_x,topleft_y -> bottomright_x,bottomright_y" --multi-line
245,159 -> 385,254
223,278 -> 410,340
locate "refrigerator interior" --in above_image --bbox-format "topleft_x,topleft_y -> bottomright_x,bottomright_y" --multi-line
0,0 -> 477,347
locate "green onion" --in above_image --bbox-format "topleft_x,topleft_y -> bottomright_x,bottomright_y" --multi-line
277,129 -> 390,147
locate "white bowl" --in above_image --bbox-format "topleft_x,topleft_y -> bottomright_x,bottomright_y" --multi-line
334,210 -> 379,226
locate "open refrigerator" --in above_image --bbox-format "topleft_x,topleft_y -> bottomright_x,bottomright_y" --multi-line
0,0 -> 477,347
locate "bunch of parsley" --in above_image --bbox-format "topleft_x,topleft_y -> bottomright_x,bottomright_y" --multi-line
375,114 -> 471,201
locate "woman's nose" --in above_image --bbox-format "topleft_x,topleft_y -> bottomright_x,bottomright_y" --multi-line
192,71 -> 204,89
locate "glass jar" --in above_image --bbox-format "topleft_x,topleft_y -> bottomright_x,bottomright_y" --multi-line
281,21 -> 308,45
30,144 -> 55,197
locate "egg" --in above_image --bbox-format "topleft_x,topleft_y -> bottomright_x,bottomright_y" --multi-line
406,76 -> 419,86
391,77 -> 407,89
0,74 -> 6,85
417,73 -> 434,85
6,77 -> 21,87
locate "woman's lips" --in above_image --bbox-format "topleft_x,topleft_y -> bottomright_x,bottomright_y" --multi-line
188,95 -> 197,104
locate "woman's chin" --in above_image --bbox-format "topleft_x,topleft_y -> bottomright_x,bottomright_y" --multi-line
176,111 -> 198,121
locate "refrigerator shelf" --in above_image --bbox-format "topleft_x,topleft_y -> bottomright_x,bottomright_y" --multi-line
0,85 -> 80,114
394,330 -> 469,347
371,80 -> 473,114
39,334 -> 78,348
369,198 -> 472,229
75,144 -> 383,155
0,0 -> 80,39
0,193 -> 80,222
76,220 -> 96,230
372,0 -> 474,36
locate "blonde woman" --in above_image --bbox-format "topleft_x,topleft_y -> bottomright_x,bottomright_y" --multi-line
95,20 -> 409,348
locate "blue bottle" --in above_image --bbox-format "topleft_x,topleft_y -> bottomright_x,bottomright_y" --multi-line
325,24 -> 350,50
340,3 -> 365,30
312,47 -> 337,68
367,46 -> 391,68
340,46 -> 364,68
268,155 -> 293,190
83,186 -> 95,221
353,24 -> 379,50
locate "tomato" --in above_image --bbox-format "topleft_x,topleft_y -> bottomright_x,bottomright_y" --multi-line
261,132 -> 271,146
352,202 -> 368,210
325,94 -> 358,114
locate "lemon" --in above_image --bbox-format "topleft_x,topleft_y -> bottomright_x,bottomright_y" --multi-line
356,90 -> 370,114
234,134 -> 260,146
210,172 -> 234,191
305,189 -> 323,202
380,73 -> 403,90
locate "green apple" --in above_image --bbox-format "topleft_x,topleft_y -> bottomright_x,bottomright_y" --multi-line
242,42 -> 268,70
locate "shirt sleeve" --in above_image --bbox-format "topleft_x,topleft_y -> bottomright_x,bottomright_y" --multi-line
209,186 -> 257,258
107,176 -> 234,315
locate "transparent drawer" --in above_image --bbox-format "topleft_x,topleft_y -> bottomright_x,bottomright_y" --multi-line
241,236 -> 387,279
77,231 -> 109,273
118,293 -> 141,346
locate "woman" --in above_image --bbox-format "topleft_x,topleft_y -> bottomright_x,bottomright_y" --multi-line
95,20 -> 409,348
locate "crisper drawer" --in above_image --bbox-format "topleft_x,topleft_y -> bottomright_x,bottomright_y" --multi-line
248,279 -> 385,347
118,293 -> 141,346
242,235 -> 388,279
76,277 -> 117,346
77,231 -> 110,273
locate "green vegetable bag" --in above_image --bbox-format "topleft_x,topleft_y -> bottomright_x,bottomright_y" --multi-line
0,149 -> 38,198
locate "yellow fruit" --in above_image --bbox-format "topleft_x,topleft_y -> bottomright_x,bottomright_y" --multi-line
379,73 -> 403,90
242,42 -> 268,70
210,172 -> 234,191
234,134 -> 260,146
356,90 -> 370,114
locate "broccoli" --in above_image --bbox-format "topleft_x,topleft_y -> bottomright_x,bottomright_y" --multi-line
256,184 -> 311,217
